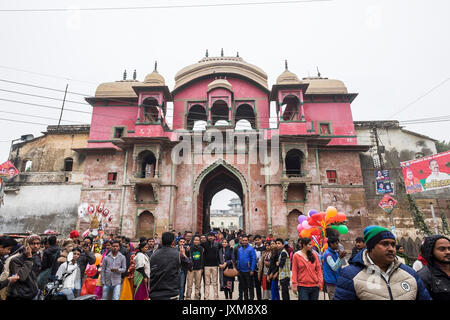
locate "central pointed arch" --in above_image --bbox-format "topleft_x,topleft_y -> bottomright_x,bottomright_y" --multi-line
193,159 -> 249,234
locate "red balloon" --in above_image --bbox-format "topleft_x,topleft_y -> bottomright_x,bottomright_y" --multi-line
85,264 -> 97,277
307,217 -> 320,227
336,212 -> 347,222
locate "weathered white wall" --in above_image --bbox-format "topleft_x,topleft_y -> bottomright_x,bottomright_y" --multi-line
0,184 -> 82,235
356,127 -> 437,159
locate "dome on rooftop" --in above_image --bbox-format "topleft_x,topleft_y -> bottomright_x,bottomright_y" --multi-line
144,70 -> 165,86
276,69 -> 301,85
207,78 -> 233,92
174,56 -> 268,92
94,80 -> 140,98
302,77 -> 348,94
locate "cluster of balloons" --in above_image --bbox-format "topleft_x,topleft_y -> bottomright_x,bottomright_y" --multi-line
296,206 -> 348,253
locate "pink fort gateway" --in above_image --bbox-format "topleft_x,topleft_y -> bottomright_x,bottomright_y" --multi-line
76,53 -> 369,241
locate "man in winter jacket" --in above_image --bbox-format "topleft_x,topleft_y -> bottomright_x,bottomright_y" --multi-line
236,235 -> 256,300
334,226 -> 431,300
185,235 -> 205,300
150,232 -> 192,300
417,235 -> 450,300
276,238 -> 291,300
252,235 -> 264,300
40,235 -> 60,282
201,232 -> 220,300
232,235 -> 244,300
0,236 -> 20,290
323,237 -> 347,300
7,235 -> 42,300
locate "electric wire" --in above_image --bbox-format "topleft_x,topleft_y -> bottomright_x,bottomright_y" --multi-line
0,88 -> 89,105
0,0 -> 332,12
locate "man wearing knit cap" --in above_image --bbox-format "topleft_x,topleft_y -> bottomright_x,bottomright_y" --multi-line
417,235 -> 450,300
334,225 -> 431,300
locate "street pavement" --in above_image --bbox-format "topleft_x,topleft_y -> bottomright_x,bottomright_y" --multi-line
184,279 -> 328,300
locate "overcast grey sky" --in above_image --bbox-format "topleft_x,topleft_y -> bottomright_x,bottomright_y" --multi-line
1,0 -> 449,208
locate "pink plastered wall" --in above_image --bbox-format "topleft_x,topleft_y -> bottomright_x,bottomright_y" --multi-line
303,102 -> 357,145
88,103 -> 138,143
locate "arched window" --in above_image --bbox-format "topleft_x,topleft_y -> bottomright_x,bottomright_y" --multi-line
215,120 -> 229,126
211,100 -> 229,125
142,97 -> 159,123
285,149 -> 304,177
281,96 -> 299,121
192,120 -> 207,131
24,160 -> 32,172
235,104 -> 256,129
288,209 -> 302,239
136,211 -> 155,239
64,158 -> 73,172
235,119 -> 252,130
137,151 -> 156,178
186,105 -> 207,130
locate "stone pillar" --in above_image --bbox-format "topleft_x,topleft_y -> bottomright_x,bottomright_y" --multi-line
136,104 -> 142,124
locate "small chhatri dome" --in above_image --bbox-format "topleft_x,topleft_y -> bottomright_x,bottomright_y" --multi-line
207,78 -> 233,92
144,70 -> 165,86
276,61 -> 301,85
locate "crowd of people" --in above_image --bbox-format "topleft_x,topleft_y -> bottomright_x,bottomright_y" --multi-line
0,226 -> 449,300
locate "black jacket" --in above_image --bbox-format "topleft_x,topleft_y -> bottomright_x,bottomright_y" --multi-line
418,264 -> 450,300
268,250 -> 280,275
77,249 -> 96,277
417,235 -> 450,300
149,246 -> 191,299
7,253 -> 39,299
189,245 -> 205,270
41,245 -> 60,274
202,241 -> 220,267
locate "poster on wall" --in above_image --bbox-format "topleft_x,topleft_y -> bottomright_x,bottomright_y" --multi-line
375,169 -> 394,195
378,194 -> 398,214
400,150 -> 450,194
0,161 -> 19,181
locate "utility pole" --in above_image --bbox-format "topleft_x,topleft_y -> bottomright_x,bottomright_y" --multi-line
373,126 -> 384,170
430,202 -> 439,234
57,84 -> 68,130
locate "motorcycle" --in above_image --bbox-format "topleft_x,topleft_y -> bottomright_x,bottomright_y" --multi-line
41,272 -> 97,300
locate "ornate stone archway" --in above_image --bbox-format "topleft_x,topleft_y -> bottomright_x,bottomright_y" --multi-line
192,159 -> 249,233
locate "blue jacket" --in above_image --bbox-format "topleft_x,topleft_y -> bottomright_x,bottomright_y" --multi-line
323,248 -> 341,285
236,245 -> 256,273
334,249 -> 432,300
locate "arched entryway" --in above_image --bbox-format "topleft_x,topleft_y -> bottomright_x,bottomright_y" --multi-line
136,210 -> 155,239
194,162 -> 247,234
287,209 -> 303,239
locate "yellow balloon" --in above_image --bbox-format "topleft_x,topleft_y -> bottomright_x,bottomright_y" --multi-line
325,206 -> 338,220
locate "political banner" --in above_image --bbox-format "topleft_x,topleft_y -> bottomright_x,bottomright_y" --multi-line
400,150 -> 450,194
375,169 -> 394,195
378,194 -> 398,214
0,161 -> 19,181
